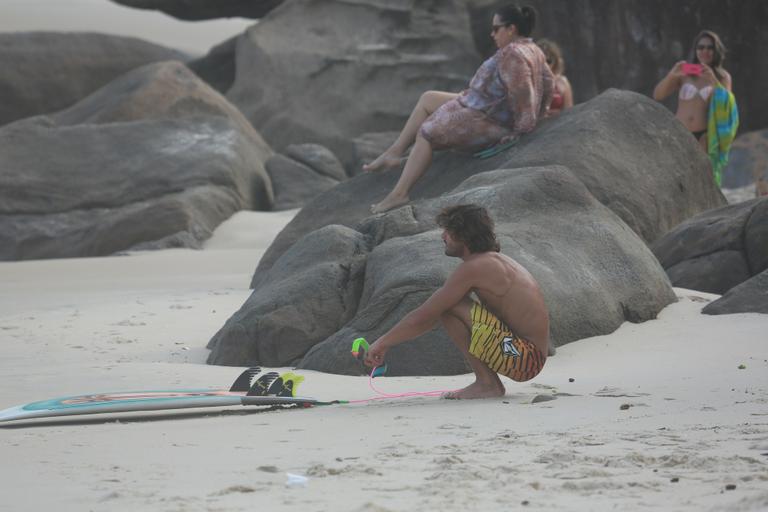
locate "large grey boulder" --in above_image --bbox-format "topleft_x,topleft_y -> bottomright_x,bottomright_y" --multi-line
702,270 -> 768,315
0,32 -> 188,127
253,89 -> 724,283
265,153 -> 342,211
722,129 -> 768,192
225,0 -> 481,168
207,166 -> 676,374
110,0 -> 283,20
188,36 -> 239,94
652,197 -> 768,294
0,61 -> 273,261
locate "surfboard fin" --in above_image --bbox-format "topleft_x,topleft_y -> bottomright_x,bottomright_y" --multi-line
246,372 -> 280,396
229,367 -> 263,392
263,372 -> 305,397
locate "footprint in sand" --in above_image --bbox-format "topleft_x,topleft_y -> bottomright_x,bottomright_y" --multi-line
592,386 -> 649,398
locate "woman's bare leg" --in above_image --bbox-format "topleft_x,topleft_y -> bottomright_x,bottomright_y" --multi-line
363,90 -> 458,173
439,300 -> 505,400
370,133 -> 433,213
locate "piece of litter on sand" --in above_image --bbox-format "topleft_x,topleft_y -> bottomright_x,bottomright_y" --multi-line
286,473 -> 308,488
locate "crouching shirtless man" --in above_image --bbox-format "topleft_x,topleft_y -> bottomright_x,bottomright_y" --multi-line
364,204 -> 550,399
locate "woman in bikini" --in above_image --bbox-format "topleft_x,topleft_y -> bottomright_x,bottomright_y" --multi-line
653,30 -> 732,151
363,3 -> 553,214
537,39 -> 573,116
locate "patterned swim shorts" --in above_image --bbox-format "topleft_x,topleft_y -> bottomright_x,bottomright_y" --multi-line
468,302 -> 545,382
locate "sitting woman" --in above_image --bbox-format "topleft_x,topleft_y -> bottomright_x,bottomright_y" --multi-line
364,3 -> 553,213
653,30 -> 733,152
536,38 -> 573,115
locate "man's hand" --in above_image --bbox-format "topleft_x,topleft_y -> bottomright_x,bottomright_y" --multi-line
364,339 -> 388,368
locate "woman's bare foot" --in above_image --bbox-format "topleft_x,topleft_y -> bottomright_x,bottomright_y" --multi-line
370,193 -> 409,214
442,380 -> 505,400
362,150 -> 403,173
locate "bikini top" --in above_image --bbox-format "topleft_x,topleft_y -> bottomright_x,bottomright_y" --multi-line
679,82 -> 713,101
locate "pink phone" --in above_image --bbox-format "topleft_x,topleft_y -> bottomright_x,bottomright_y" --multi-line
682,63 -> 702,76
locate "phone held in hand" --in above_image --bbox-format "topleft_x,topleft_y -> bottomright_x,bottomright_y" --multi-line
681,63 -> 703,76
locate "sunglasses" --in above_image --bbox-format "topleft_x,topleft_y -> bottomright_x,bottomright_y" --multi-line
491,23 -> 509,34
697,44 -> 715,51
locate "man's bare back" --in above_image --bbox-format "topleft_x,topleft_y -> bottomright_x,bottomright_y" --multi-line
462,252 -> 550,358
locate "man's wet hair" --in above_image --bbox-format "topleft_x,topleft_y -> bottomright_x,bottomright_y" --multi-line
436,204 -> 500,253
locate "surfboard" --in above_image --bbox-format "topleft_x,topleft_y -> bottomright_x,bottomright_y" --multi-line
0,368 -> 318,423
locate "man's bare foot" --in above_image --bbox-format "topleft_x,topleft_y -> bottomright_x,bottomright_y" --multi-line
370,193 -> 409,214
362,151 -> 402,173
442,380 -> 505,400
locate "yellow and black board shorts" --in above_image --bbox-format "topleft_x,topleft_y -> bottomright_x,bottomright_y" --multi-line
468,302 -> 545,382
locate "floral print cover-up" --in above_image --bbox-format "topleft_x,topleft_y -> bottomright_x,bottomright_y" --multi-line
420,38 -> 553,151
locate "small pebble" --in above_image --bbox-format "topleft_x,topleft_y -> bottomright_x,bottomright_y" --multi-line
620,403 -> 631,410
738,364 -> 746,369
725,484 -> 736,491
568,378 -> 575,382
671,477 -> 679,483
521,500 -> 529,506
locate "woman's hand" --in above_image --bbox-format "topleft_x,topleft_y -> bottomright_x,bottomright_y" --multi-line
364,339 -> 389,369
669,61 -> 686,78
700,63 -> 719,86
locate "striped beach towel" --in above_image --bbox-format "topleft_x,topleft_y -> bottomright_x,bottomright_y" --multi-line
707,86 -> 739,187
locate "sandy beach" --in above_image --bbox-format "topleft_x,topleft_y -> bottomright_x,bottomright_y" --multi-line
0,209 -> 766,511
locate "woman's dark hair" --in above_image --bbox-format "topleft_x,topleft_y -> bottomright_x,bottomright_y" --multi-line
436,204 -> 500,253
690,30 -> 727,81
495,4 -> 537,37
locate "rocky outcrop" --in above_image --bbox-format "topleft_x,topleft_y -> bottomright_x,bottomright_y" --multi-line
188,36 -> 239,94
0,32 -> 188,127
723,129 -> 768,193
266,144 -> 346,211
225,0 -> 481,168
109,0 -> 283,20
652,197 -> 768,294
207,165 -> 676,373
468,0 -> 768,133
206,90 -> 719,373
702,270 -> 768,315
0,61 -> 273,260
253,90 -> 724,281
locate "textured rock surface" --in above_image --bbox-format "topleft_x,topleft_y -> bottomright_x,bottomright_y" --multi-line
653,197 -> 768,294
722,129 -> 768,192
207,166 -> 676,374
702,269 -> 768,315
0,61 -> 273,260
225,0 -> 481,167
253,90 -> 724,281
0,32 -> 187,127
265,154 -> 342,211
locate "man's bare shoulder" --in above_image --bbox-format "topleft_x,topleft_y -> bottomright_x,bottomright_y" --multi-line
461,252 -> 520,276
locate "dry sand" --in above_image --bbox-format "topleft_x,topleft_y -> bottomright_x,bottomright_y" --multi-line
1,210 -> 767,511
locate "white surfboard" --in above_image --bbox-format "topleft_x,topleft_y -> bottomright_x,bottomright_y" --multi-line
0,368 -> 318,423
